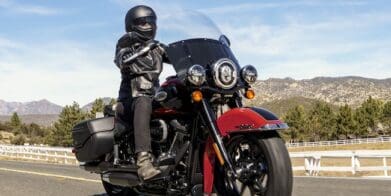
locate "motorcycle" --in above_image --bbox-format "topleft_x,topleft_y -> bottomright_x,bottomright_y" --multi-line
72,11 -> 292,196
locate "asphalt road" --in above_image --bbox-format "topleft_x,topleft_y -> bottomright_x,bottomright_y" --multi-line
0,160 -> 390,196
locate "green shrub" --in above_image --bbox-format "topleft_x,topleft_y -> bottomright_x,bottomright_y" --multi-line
11,134 -> 26,145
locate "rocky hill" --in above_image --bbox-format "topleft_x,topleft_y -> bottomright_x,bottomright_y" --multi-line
250,76 -> 391,108
253,96 -> 338,117
0,99 -> 62,115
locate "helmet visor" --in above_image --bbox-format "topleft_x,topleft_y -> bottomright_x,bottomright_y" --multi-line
134,16 -> 156,31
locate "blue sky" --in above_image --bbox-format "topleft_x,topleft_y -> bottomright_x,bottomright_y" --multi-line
0,0 -> 390,106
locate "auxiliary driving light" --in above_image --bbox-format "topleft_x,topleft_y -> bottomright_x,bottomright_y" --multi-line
241,65 -> 258,84
187,64 -> 206,86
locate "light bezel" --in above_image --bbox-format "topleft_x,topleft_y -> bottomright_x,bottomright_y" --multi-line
212,58 -> 238,89
240,65 -> 258,84
187,64 -> 206,86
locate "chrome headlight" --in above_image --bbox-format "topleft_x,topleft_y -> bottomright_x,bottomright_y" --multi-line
187,64 -> 206,86
212,58 -> 238,89
241,65 -> 258,84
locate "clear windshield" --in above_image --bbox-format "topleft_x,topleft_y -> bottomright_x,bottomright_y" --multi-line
156,10 -> 223,44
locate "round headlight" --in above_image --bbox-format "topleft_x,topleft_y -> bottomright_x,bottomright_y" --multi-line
187,64 -> 206,86
212,58 -> 238,89
241,65 -> 258,84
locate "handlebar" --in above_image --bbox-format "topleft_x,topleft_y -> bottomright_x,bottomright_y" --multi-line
123,41 -> 159,64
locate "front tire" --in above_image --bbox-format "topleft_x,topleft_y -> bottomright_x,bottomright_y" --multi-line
214,131 -> 293,196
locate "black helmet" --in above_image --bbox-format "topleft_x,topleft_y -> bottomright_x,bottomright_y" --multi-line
125,5 -> 157,41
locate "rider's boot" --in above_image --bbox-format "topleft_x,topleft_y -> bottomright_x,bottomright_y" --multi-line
137,152 -> 161,180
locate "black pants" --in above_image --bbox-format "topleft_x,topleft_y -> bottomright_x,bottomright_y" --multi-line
120,96 -> 152,154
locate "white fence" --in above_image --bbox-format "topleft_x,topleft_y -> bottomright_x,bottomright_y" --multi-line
1,145 -> 390,177
0,145 -> 77,165
286,136 -> 391,148
290,150 -> 391,177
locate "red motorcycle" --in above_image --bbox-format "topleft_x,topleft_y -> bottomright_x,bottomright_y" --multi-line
72,11 -> 292,196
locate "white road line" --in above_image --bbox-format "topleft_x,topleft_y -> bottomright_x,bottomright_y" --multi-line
295,176 -> 391,180
0,167 -> 101,183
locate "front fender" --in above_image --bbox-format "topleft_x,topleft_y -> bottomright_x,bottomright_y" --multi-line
216,107 -> 288,137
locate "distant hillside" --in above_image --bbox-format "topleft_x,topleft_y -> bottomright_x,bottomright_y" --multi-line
251,76 -> 391,107
0,114 -> 59,126
248,96 -> 338,117
82,97 -> 115,112
0,99 -> 62,115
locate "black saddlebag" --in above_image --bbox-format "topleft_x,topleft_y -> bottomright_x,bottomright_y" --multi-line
72,117 -> 114,162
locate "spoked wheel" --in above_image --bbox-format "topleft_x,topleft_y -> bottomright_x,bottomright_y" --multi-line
101,175 -> 138,196
215,131 -> 293,196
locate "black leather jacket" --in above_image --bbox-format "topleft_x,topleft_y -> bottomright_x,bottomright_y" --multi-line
114,33 -> 164,102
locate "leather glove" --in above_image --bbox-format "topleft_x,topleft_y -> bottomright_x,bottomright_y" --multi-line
115,47 -> 133,69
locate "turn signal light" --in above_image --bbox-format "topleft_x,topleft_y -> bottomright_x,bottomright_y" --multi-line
192,90 -> 203,102
245,89 -> 255,99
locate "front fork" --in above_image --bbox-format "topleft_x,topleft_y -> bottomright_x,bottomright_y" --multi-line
200,99 -> 239,194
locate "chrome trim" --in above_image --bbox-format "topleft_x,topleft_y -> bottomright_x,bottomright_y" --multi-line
212,58 -> 238,89
227,123 -> 289,133
241,65 -> 258,84
259,123 -> 289,131
154,91 -> 168,102
187,64 -> 206,86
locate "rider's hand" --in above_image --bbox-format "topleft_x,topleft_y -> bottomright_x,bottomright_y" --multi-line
115,47 -> 133,68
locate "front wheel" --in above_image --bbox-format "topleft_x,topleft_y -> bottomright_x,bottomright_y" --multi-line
214,131 -> 293,196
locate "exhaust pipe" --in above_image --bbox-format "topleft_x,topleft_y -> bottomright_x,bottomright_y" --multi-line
102,172 -> 140,187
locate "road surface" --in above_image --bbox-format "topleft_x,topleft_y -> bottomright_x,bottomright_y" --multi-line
0,160 -> 390,196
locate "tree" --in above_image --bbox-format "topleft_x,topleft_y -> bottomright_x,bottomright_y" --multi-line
0,121 -> 12,132
382,101 -> 391,134
355,96 -> 383,137
109,98 -> 117,105
284,105 -> 307,142
50,102 -> 87,146
89,98 -> 104,119
10,112 -> 21,130
354,108 -> 370,138
28,123 -> 44,137
307,101 -> 337,141
336,104 -> 356,139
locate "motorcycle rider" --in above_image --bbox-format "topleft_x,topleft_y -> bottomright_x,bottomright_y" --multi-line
114,5 -> 164,180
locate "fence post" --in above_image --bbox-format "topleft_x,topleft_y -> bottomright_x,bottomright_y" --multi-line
351,152 -> 356,175
64,152 -> 68,164
54,151 -> 57,163
304,157 -> 312,175
383,157 -> 388,177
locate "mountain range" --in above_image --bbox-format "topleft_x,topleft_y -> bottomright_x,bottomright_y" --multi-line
0,99 -> 62,115
0,76 -> 390,125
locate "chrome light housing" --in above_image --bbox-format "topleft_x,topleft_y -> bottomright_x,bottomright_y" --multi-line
212,58 -> 238,89
241,65 -> 258,84
187,64 -> 206,86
